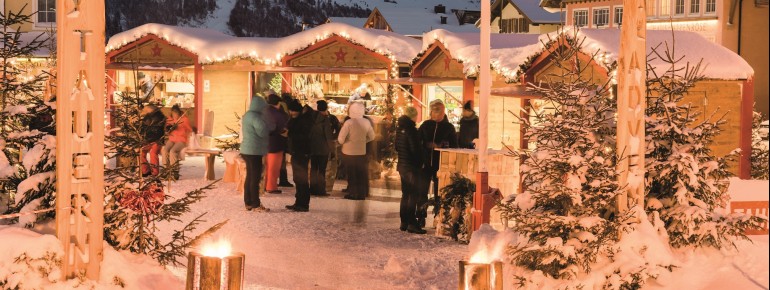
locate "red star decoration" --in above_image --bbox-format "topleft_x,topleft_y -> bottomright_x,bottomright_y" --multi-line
151,44 -> 163,57
443,56 -> 452,71
334,48 -> 348,63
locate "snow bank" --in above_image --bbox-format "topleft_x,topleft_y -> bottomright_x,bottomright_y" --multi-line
0,226 -> 183,290
106,22 -> 422,65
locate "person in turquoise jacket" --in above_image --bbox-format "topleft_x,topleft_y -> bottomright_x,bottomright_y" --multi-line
240,96 -> 275,212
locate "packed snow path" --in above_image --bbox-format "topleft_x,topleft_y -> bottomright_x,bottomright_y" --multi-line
159,156 -> 466,290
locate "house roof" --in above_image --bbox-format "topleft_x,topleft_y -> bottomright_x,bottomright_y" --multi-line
327,17 -> 368,28
370,1 -> 481,36
510,0 -> 564,24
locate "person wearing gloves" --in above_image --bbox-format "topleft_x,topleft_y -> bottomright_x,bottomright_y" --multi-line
337,101 -> 375,200
395,107 -> 426,234
240,96 -> 275,212
458,100 -> 479,149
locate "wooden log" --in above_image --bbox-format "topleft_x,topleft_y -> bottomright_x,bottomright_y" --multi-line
186,252 -> 245,290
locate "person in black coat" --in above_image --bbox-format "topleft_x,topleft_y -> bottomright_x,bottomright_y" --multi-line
417,99 -> 458,227
458,101 -> 479,149
309,100 -> 335,196
396,107 -> 426,234
286,101 -> 315,212
140,104 -> 166,176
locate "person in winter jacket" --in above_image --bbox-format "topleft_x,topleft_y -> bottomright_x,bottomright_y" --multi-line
323,103 -> 342,193
140,104 -> 166,176
162,105 -> 192,180
396,107 -> 426,234
458,101 -> 479,149
338,101 -> 375,200
240,96 -> 275,212
309,100 -> 335,196
285,101 -> 314,212
265,94 -> 289,194
417,99 -> 458,226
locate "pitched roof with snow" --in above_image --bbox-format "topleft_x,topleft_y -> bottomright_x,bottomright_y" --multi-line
366,0 -> 481,36
421,28 -> 754,82
106,23 -> 421,65
421,29 -> 543,79
510,0 -> 564,24
576,28 -> 754,80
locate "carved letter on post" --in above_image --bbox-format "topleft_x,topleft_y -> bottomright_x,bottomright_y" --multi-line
616,0 -> 647,215
55,0 -> 106,280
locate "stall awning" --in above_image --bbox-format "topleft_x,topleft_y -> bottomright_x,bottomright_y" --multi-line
489,85 -> 543,99
106,62 -> 192,71
374,77 -> 462,85
263,66 -> 386,75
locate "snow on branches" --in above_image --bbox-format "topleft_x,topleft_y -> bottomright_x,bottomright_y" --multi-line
644,39 -> 766,249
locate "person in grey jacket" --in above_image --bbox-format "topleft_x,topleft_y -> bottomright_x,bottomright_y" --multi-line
337,101 -> 375,200
240,96 -> 275,212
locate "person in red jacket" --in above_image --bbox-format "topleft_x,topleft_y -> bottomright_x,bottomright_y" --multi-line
162,105 -> 192,180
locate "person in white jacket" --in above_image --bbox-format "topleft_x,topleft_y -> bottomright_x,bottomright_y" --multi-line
337,101 -> 375,200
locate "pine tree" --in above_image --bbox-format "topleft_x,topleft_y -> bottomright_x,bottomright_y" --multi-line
751,112 -> 768,180
644,40 -> 765,249
103,66 -> 226,266
0,4 -> 57,226
497,33 -> 625,281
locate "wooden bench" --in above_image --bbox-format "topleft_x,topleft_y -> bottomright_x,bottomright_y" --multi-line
185,148 -> 221,180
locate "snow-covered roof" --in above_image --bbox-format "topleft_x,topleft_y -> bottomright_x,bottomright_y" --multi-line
421,29 -> 542,79
510,0 -> 564,24
421,28 -> 754,82
106,22 -> 421,65
277,22 -> 422,63
327,17 -> 368,28
576,28 -> 754,80
366,0 -> 481,36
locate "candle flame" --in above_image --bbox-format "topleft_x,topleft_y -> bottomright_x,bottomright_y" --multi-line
201,238 -> 232,258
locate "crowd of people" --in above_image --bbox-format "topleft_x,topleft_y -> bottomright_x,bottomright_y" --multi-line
138,89 -> 480,234
235,89 -> 480,235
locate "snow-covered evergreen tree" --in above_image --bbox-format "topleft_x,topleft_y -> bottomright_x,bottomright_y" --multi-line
0,4 -> 57,226
497,34 -> 625,282
644,42 -> 765,249
104,68 -> 225,266
751,112 -> 768,180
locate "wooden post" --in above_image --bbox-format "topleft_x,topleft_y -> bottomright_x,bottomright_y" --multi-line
616,0 -> 647,214
473,0 -> 492,232
55,0 -> 106,280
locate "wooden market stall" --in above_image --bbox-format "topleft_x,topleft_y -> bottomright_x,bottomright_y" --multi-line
105,24 -> 272,139
516,29 -> 756,178
269,23 -> 422,118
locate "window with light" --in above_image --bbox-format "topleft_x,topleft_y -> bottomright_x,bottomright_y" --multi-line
646,0 -> 657,17
660,0 -> 671,16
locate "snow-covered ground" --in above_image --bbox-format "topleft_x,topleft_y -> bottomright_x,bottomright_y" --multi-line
1,155 -> 767,289
158,156 -> 467,290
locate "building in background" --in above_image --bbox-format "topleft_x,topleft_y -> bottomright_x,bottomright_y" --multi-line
489,0 -> 564,34
561,0 -> 769,115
